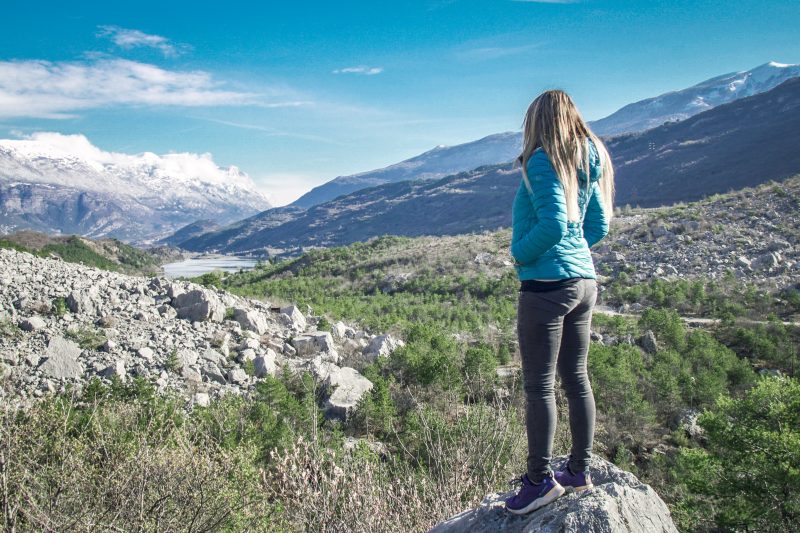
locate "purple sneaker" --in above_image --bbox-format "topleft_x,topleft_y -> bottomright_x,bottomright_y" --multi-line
505,472 -> 565,515
554,462 -> 594,492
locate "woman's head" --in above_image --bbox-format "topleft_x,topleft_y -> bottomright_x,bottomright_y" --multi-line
519,90 -> 615,222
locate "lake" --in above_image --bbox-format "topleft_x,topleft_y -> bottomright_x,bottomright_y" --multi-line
162,256 -> 260,279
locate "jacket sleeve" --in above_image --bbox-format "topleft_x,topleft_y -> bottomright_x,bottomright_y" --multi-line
582,181 -> 609,248
510,151 -> 569,265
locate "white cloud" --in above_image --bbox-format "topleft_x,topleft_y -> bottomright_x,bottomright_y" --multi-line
332,66 -> 384,76
97,25 -> 188,57
4,131 -> 260,190
458,43 -> 540,61
0,58 -> 304,119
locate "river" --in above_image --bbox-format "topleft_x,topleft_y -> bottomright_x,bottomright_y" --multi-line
161,256 -> 260,279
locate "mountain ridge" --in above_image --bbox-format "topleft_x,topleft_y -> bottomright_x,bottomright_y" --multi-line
177,77 -> 800,254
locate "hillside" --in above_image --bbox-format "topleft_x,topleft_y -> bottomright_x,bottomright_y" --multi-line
177,77 -> 800,255
0,230 -> 180,275
607,76 -> 800,207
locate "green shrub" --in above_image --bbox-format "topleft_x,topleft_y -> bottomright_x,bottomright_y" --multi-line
677,376 -> 800,532
65,326 -> 107,350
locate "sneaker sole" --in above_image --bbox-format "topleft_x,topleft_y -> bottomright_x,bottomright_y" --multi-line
507,484 -> 566,515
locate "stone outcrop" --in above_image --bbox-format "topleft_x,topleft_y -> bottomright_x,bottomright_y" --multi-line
430,454 -> 679,533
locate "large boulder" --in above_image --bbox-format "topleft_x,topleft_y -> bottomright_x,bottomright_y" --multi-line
429,454 -> 679,533
67,287 -> 103,316
279,305 -> 307,331
291,332 -> 337,357
233,308 -> 269,335
363,334 -> 405,360
253,349 -> 278,378
39,336 -> 85,380
172,289 -> 226,322
324,367 -> 373,420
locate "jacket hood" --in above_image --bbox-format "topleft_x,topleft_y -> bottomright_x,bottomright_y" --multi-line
578,137 -> 602,184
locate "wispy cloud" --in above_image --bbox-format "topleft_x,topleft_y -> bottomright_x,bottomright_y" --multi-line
332,66 -> 384,76
0,58 -> 304,119
511,1 -> 579,3
458,43 -> 540,61
97,25 -> 189,57
197,117 -> 344,145
454,31 -> 544,61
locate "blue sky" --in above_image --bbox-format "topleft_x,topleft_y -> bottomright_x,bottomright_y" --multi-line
1,0 -> 798,205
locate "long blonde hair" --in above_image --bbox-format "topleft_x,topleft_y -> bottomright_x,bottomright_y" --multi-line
519,90 -> 615,222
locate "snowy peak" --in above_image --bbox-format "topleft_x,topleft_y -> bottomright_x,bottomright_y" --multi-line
0,133 -> 272,243
591,61 -> 800,136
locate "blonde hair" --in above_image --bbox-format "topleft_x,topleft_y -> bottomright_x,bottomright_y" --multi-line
519,90 -> 615,222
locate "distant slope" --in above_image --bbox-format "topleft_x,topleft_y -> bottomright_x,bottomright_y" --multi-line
592,61 -> 800,135
608,76 -> 800,207
286,61 -> 800,209
179,77 -> 800,254
290,132 -> 521,208
158,219 -> 220,247
0,133 -> 271,244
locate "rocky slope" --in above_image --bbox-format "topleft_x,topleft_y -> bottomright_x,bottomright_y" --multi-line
0,133 -> 271,244
176,75 -> 800,254
0,248 -> 404,413
594,176 -> 800,293
430,454 -> 678,533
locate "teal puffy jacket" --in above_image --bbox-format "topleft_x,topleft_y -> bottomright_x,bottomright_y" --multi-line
510,137 -> 609,281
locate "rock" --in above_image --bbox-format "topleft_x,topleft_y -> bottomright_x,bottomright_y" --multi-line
279,305 -> 307,330
172,289 -> 226,322
19,316 -> 46,332
137,346 -> 154,361
201,348 -> 226,367
233,308 -> 269,334
239,338 -> 260,351
430,454 -> 679,533
324,367 -> 373,420
177,349 -> 199,368
363,334 -> 405,359
676,408 -> 704,440
291,332 -> 336,357
227,367 -> 249,386
201,362 -> 227,384
640,330 -> 658,354
39,336 -> 85,380
100,360 -> 126,382
331,320 -> 354,340
193,392 -> 210,407
237,348 -> 257,364
67,287 -> 103,316
253,349 -> 278,378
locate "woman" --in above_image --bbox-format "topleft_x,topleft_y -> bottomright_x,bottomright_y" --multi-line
505,90 -> 615,515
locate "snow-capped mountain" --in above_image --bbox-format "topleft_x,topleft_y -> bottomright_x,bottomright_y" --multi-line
288,62 -> 800,209
590,61 -> 800,135
290,131 -> 522,208
0,133 -> 271,243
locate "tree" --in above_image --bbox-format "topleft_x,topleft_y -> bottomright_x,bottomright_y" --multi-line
677,376 -> 800,532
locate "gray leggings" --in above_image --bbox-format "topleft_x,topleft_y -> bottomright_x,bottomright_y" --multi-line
517,278 -> 597,482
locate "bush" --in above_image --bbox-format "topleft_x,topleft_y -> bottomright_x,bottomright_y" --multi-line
677,376 -> 800,532
390,323 -> 461,388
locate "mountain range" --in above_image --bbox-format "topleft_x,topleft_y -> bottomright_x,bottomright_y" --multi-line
290,61 -> 800,209
0,133 -> 271,243
177,75 -> 800,254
